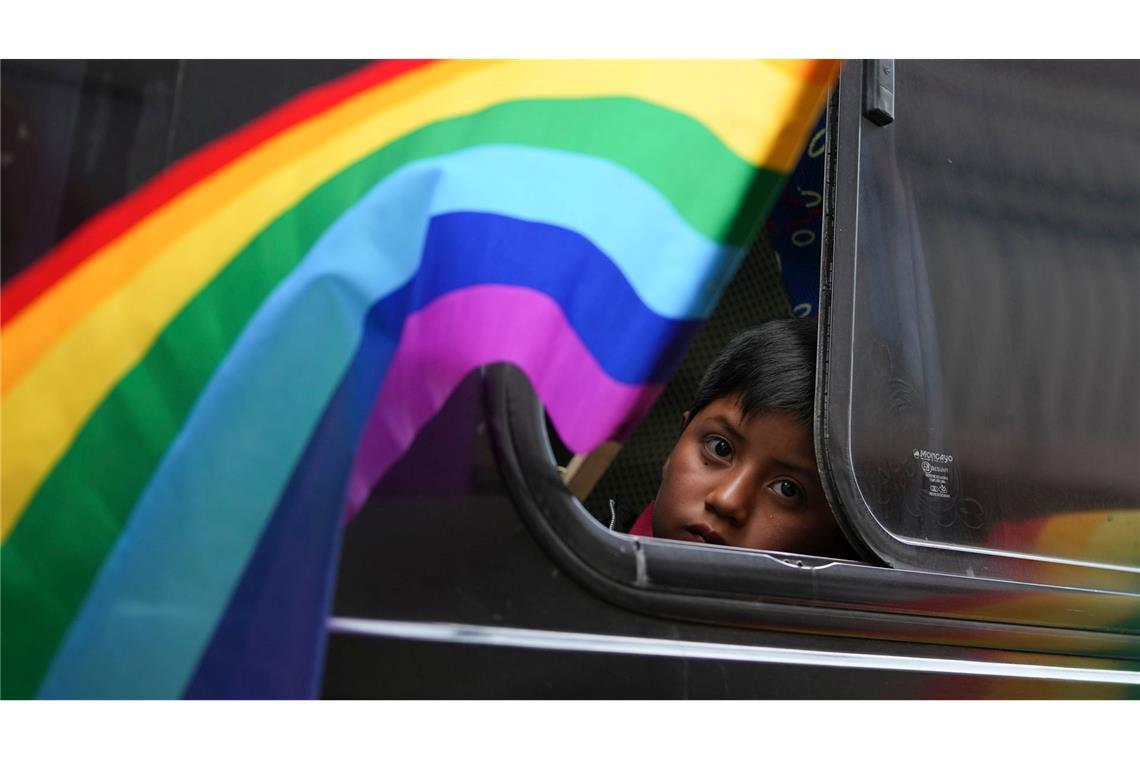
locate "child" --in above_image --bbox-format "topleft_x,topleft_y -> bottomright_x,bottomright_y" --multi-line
627,319 -> 858,560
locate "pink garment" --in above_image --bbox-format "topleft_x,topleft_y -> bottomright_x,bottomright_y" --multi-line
628,501 -> 655,537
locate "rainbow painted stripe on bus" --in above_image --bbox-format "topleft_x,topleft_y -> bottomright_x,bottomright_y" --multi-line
0,59 -> 838,698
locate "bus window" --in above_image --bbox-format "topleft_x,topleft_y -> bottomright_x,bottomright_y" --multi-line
576,231 -> 797,533
567,117 -> 831,545
819,60 -> 1140,592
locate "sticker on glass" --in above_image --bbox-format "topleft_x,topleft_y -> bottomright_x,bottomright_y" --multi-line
913,448 -> 954,500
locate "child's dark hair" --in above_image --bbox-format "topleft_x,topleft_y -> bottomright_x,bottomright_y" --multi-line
686,318 -> 817,426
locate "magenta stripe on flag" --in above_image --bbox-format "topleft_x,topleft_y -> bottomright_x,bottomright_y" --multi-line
344,284 -> 663,518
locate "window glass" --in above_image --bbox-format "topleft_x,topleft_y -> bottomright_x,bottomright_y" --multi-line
824,61 -> 1140,586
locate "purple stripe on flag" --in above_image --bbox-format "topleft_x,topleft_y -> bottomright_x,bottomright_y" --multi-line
344,284 -> 663,518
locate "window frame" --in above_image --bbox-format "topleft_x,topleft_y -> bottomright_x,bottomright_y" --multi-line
483,364 -> 1140,663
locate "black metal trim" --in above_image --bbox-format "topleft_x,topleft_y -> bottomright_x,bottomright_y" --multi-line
815,71 -> 878,566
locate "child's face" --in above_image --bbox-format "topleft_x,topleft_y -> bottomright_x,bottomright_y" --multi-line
652,396 -> 851,557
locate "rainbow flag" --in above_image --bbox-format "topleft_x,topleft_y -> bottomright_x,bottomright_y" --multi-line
1,60 -> 838,698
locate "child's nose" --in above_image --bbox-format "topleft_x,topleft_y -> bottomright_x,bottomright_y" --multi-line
705,469 -> 755,526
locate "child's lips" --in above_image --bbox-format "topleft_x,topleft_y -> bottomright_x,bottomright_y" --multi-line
686,522 -> 727,546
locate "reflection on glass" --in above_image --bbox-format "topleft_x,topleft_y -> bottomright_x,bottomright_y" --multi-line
849,61 -> 1140,571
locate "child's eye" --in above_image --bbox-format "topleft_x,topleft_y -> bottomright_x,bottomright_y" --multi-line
702,436 -> 733,460
772,479 -> 802,501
